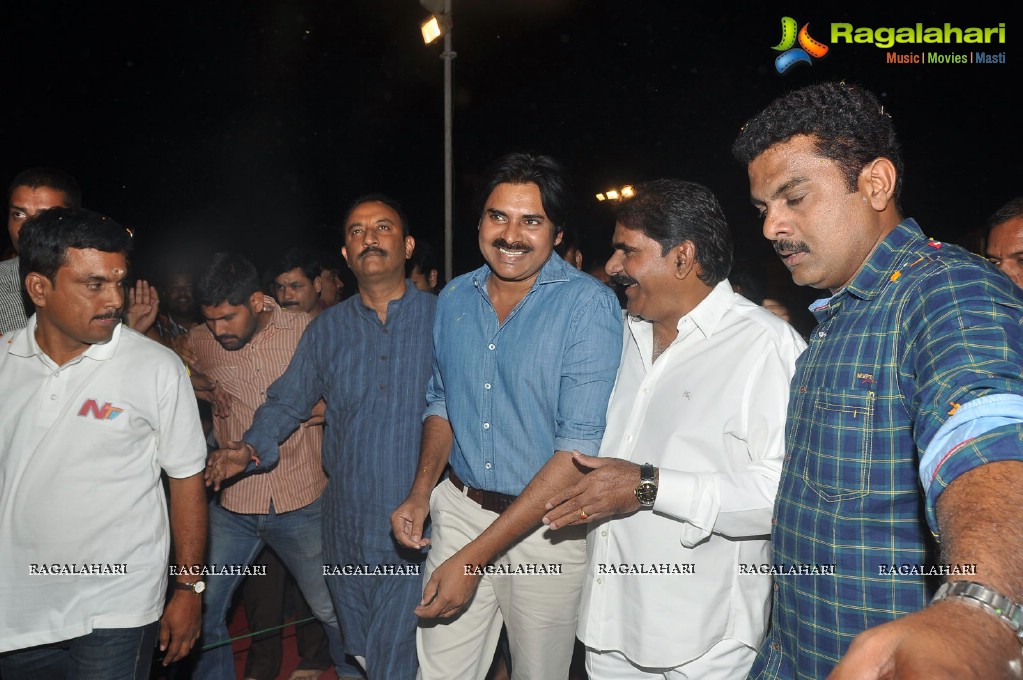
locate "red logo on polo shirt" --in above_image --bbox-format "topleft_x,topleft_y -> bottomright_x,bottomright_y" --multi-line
77,399 -> 125,421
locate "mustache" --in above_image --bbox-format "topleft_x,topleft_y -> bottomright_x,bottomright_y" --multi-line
774,239 -> 811,257
609,272 -> 638,288
214,334 -> 239,344
359,246 -> 387,259
493,239 -> 533,253
93,311 -> 122,321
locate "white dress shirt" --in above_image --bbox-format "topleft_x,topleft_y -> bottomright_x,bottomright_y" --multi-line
578,280 -> 806,669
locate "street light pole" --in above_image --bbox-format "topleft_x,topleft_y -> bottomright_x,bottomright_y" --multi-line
441,0 -> 454,283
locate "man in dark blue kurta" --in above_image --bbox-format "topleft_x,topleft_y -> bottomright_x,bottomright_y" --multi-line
207,193 -> 433,680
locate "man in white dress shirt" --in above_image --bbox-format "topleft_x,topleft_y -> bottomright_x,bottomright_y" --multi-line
542,179 -> 806,678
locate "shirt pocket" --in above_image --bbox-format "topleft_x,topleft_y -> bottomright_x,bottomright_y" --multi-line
801,389 -> 875,501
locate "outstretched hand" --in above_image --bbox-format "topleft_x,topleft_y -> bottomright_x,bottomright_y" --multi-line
204,440 -> 257,491
126,279 -> 160,334
542,452 -> 643,529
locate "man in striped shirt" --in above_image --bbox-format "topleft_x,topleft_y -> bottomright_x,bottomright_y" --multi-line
184,252 -> 357,680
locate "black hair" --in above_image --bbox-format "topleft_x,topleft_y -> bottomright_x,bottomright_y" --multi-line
195,252 -> 262,307
476,152 -> 572,233
614,179 -> 733,285
406,238 -> 441,280
268,246 -> 322,284
986,197 -> 1023,237
19,207 -> 131,284
8,167 -> 82,208
340,193 -> 410,237
732,81 -> 904,205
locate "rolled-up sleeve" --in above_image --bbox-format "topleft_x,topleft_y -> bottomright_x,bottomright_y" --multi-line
555,292 -> 623,455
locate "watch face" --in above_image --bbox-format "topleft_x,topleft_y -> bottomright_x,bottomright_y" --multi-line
635,482 -> 657,507
192,581 -> 206,594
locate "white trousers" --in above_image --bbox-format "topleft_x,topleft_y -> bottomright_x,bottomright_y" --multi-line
585,639 -> 756,680
416,478 -> 587,680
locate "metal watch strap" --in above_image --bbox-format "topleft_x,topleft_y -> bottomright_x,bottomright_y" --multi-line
933,580 -> 1023,643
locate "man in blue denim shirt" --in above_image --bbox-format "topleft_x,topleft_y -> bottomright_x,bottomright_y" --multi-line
206,194 -> 434,680
392,152 -> 623,680
732,81 -> 1023,679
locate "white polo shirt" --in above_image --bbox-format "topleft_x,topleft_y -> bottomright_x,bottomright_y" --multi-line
0,317 -> 206,653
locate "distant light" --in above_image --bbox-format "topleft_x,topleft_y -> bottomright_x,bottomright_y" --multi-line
595,193 -> 606,201
620,185 -> 635,198
606,189 -> 620,200
421,16 -> 442,44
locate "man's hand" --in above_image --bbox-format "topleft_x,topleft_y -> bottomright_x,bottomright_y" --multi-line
392,492 -> 432,549
828,599 -> 1023,680
415,549 -> 483,619
159,589 -> 202,665
205,441 -> 256,491
126,279 -> 160,334
303,399 -> 326,428
208,383 -> 232,419
542,452 -> 642,529
170,333 -> 199,368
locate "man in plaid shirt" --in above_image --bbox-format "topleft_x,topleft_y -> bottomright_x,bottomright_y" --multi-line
733,81 -> 1023,679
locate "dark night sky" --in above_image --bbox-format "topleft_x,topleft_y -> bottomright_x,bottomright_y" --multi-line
2,2 -> 1019,320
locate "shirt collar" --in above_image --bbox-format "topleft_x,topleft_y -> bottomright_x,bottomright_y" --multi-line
261,295 -> 296,331
844,218 -> 925,301
472,252 -> 570,296
809,218 -> 925,322
627,279 -> 734,343
8,313 -> 122,363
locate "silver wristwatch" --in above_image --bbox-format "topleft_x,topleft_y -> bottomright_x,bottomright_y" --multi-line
932,580 -> 1023,643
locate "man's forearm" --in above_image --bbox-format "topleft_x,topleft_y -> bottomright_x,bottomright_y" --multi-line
408,415 -> 455,497
460,450 -> 584,564
167,473 -> 207,572
937,460 -> 1023,598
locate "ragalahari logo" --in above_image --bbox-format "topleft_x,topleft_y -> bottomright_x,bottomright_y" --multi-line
78,398 -> 124,420
772,17 -> 829,73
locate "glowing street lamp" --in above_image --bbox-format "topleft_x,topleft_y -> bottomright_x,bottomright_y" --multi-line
596,184 -> 635,202
420,0 -> 455,283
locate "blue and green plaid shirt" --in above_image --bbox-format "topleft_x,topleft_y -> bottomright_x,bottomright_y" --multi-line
750,219 -> 1023,679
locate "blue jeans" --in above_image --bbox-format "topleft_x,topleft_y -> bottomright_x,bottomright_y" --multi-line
192,495 -> 358,680
0,623 -> 158,679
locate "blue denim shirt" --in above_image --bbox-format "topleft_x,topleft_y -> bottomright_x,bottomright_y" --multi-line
244,285 -> 436,554
425,253 -> 623,496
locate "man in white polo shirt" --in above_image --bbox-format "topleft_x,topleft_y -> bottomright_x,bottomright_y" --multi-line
0,207 -> 208,678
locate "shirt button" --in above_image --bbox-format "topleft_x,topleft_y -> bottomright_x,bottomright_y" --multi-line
50,394 -> 57,400
484,383 -> 491,390
784,455 -> 791,462
483,422 -> 491,430
488,343 -> 496,350
485,462 -> 492,470
596,577 -> 603,584
771,516 -> 777,526
774,583 -> 779,591
601,531 -> 607,537
379,384 -> 386,390
625,434 -> 633,442
382,328 -> 389,335
771,642 -> 781,652
255,367 -> 261,373
818,331 -> 826,338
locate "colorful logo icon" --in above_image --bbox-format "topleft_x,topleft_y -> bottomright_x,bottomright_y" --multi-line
772,17 -> 829,73
78,398 -> 124,420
